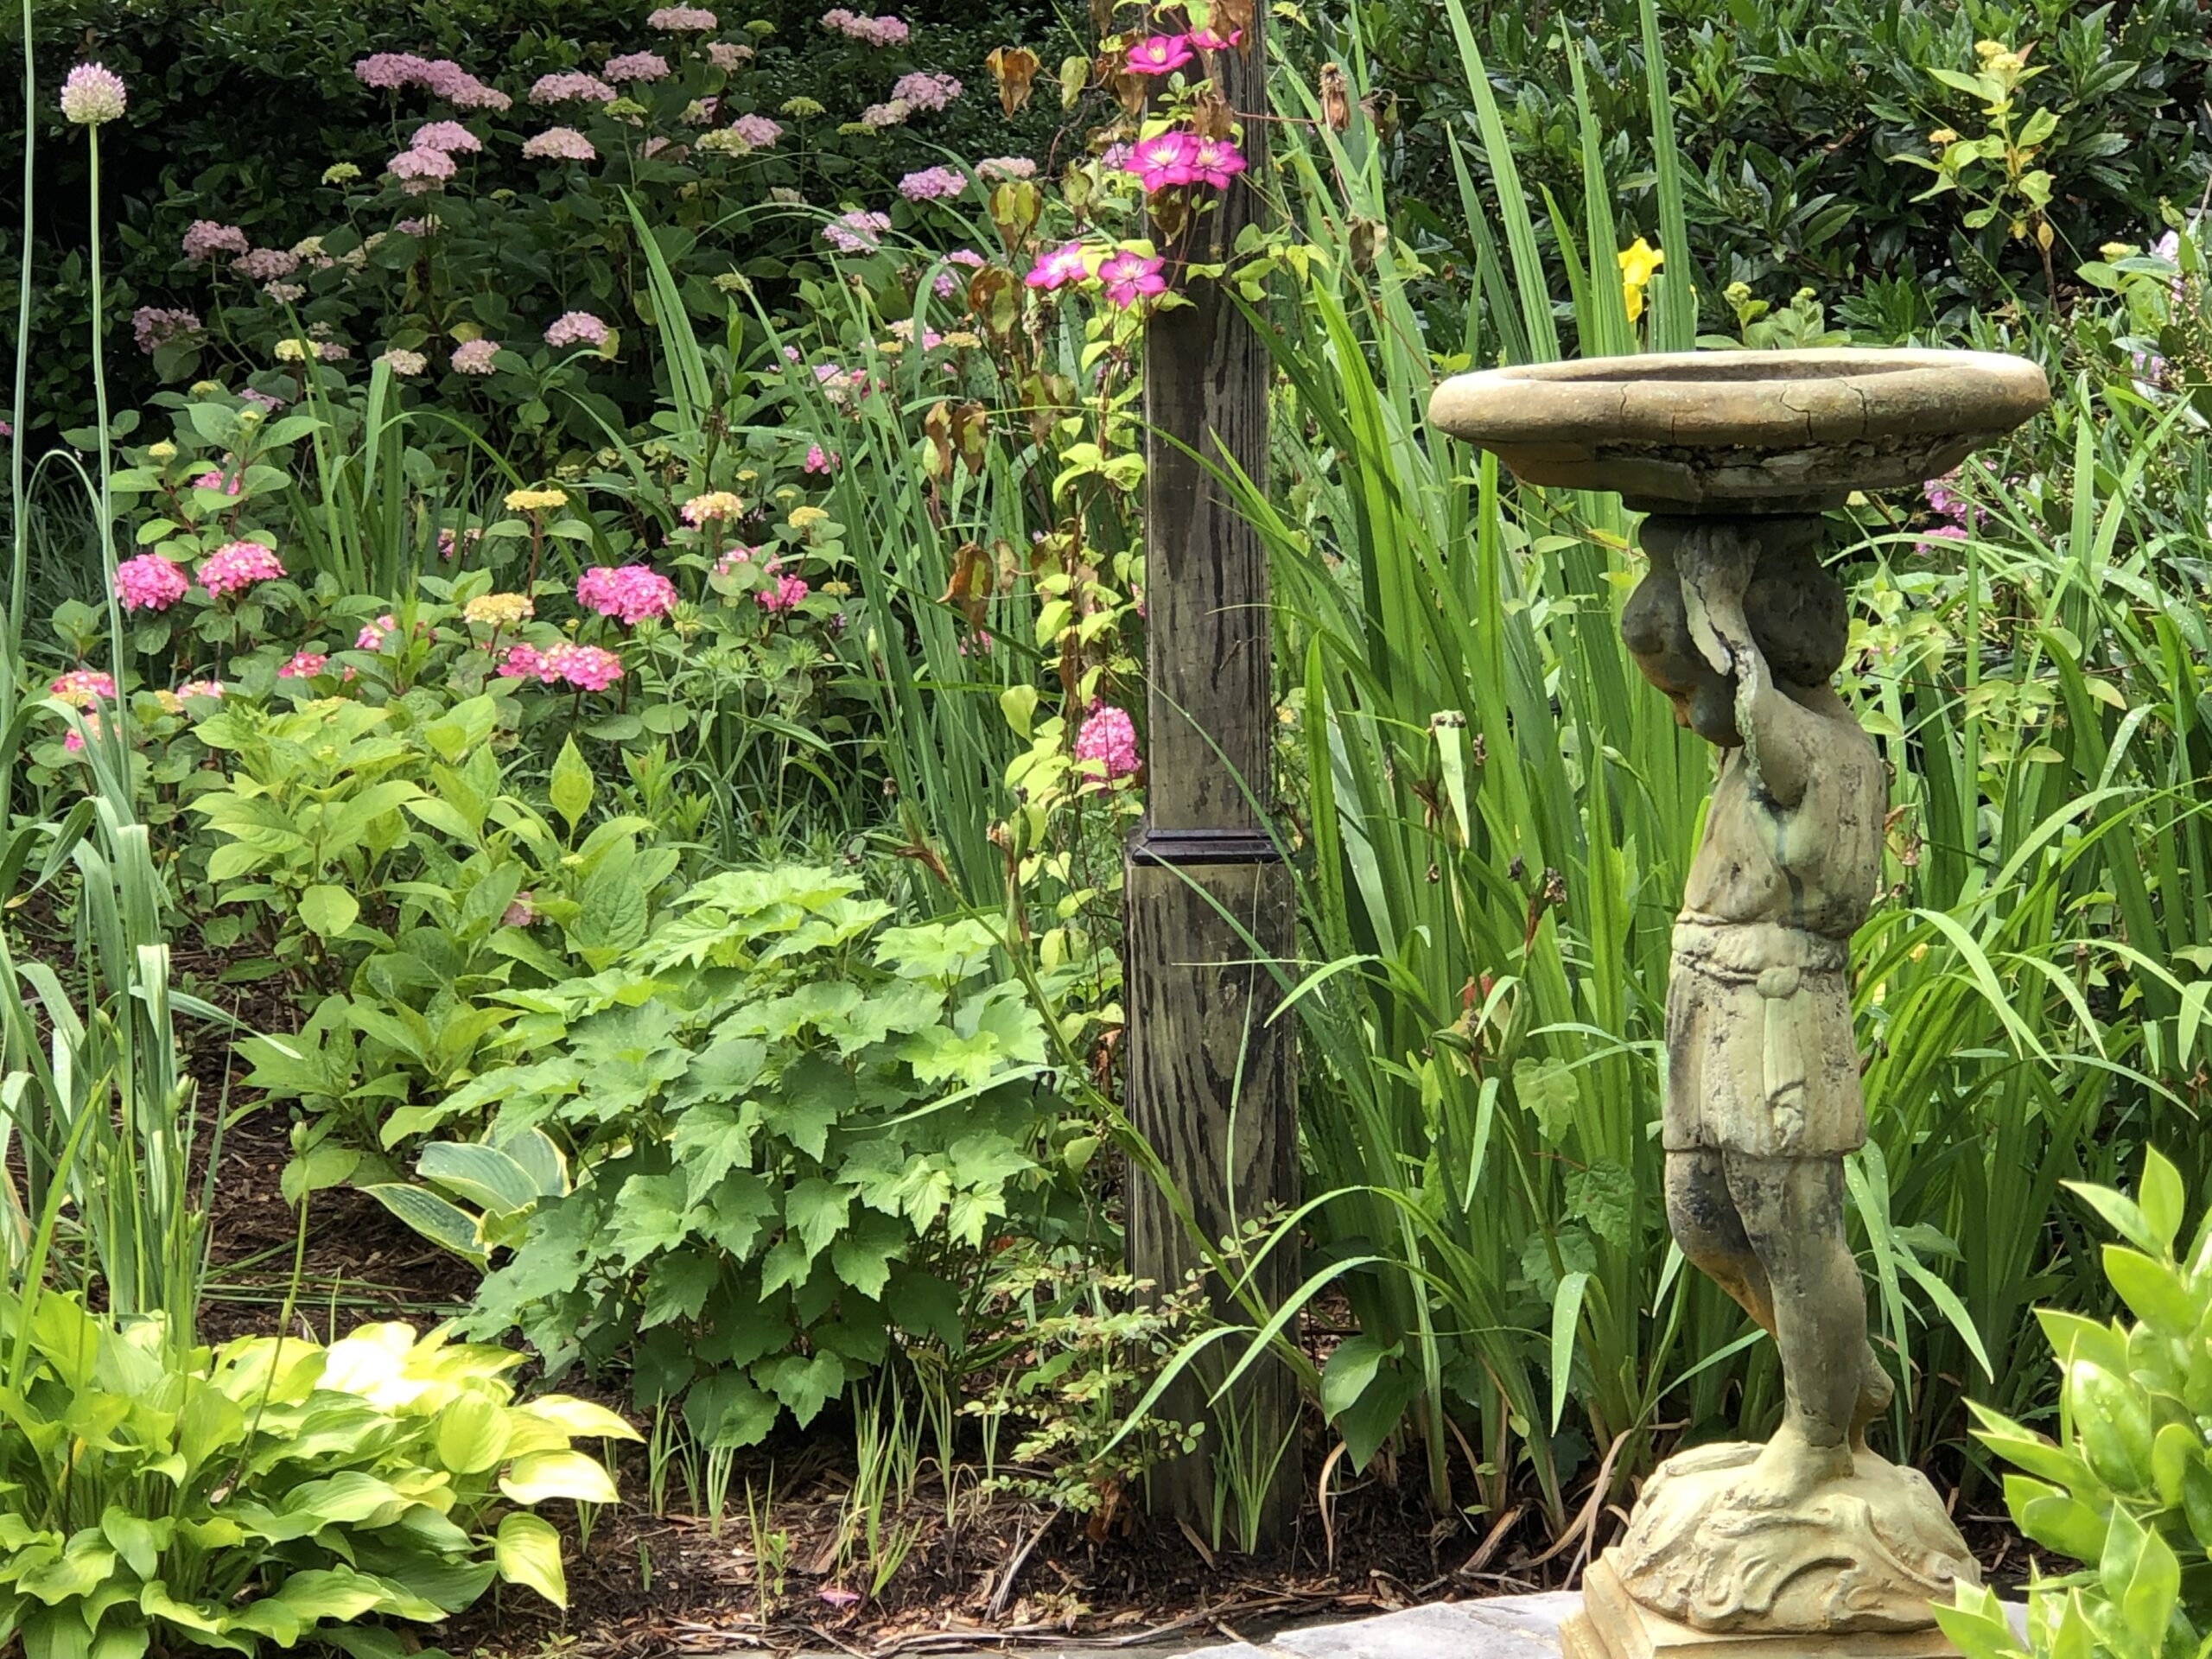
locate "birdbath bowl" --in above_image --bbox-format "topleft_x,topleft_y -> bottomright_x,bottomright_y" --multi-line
1426,346 -> 2052,1659
1427,347 -> 2051,513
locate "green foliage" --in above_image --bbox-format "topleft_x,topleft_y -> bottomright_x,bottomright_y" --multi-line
1936,1149 -> 2212,1659
370,865 -> 1085,1443
0,1295 -> 635,1658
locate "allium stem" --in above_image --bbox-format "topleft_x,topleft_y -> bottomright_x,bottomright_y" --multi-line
9,0 -> 33,650
89,129 -> 128,682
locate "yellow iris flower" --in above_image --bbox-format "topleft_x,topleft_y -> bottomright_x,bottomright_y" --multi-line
1618,238 -> 1664,324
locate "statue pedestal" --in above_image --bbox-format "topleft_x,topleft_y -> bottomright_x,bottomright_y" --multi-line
1563,1558 -> 1967,1659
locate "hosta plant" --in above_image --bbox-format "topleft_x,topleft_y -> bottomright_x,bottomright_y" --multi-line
1937,1148 -> 2212,1659
0,1293 -> 635,1659
371,864 -> 1089,1446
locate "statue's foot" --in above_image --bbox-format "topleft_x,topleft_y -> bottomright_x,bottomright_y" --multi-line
1851,1354 -> 1895,1454
1721,1422 -> 1854,1513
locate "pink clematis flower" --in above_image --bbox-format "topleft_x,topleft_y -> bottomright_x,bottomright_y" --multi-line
1125,130 -> 1199,192
1126,34 -> 1194,75
1025,241 -> 1090,290
1188,24 -> 1244,49
1189,137 -> 1247,189
1099,251 -> 1168,308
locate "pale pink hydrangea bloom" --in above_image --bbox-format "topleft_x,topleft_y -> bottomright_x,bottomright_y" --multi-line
890,71 -> 960,112
531,71 -> 619,105
899,165 -> 966,202
605,51 -> 671,80
193,467 -> 244,496
240,388 -> 286,411
60,63 -> 127,125
649,3 -> 717,26
706,41 -> 754,68
378,347 -> 429,375
233,247 -> 302,281
116,554 -> 189,613
976,156 -> 1037,182
823,210 -> 892,254
502,892 -> 538,926
438,524 -> 484,559
804,444 -> 839,474
62,716 -> 102,753
278,651 -> 327,678
412,119 -> 483,154
861,100 -> 911,128
714,545 -> 755,575
451,338 -> 502,374
182,220 -> 250,262
544,311 -> 611,348
50,670 -> 118,709
498,642 -> 623,690
681,491 -> 744,526
523,126 -> 597,162
355,53 -> 432,90
198,541 -> 284,596
729,113 -> 782,148
576,564 -> 679,623
264,281 -> 306,303
387,147 -> 455,187
1074,702 -> 1140,779
1099,251 -> 1167,308
821,10 -> 907,45
175,679 -> 225,701
132,306 -> 200,353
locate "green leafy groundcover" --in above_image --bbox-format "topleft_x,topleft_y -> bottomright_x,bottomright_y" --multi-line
0,1295 -> 636,1659
367,864 -> 1095,1446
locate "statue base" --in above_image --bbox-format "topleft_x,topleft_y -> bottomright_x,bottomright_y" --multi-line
1563,1557 -> 1967,1659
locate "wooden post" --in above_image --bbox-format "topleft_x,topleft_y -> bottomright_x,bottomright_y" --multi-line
1123,4 -> 1300,1548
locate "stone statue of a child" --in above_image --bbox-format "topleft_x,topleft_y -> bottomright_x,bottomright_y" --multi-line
1622,517 -> 1891,1511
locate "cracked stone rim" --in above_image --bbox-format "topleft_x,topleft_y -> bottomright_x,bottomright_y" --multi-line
1427,348 -> 2052,512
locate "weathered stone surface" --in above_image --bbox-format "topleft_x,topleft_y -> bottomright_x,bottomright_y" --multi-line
1181,1593 -> 1584,1659
1427,349 -> 2051,511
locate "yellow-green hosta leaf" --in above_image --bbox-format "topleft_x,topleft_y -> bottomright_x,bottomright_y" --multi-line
500,1449 -> 618,1506
495,1512 -> 568,1608
434,1391 -> 512,1475
518,1395 -> 641,1442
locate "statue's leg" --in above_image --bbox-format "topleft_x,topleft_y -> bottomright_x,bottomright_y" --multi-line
1719,1153 -> 1862,1506
1663,1148 -> 1774,1334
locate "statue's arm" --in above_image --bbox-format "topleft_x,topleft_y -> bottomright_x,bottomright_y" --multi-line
1680,539 -> 1815,810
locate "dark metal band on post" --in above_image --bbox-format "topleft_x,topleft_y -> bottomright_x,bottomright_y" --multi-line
1128,826 -> 1285,868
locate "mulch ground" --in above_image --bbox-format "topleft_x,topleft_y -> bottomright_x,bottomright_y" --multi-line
158,949 -> 2050,1658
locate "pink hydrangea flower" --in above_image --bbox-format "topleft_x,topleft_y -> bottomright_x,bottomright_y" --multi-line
116,554 -> 189,613
387,147 -> 455,186
1074,702 -> 1140,779
606,51 -> 671,80
233,247 -> 301,281
1025,241 -> 1090,290
175,679 -> 225,701
822,10 -> 908,45
198,540 -> 284,597
502,891 -> 538,926
62,715 -> 103,753
1126,131 -> 1199,192
976,156 -> 1037,182
278,651 -> 327,679
496,643 -> 549,681
804,444 -> 839,474
714,545 -> 755,575
60,63 -> 127,125
49,670 -> 117,709
899,165 -> 967,202
649,4 -> 717,26
729,113 -> 782,148
356,53 -> 432,90
182,220 -> 250,263
356,613 -> 395,649
193,467 -> 244,496
523,126 -> 597,162
707,41 -> 755,69
576,563 -> 679,623
412,119 -> 483,154
890,71 -> 960,111
1126,34 -> 1194,75
132,307 -> 200,353
861,99 -> 910,128
1099,250 -> 1168,308
758,573 -> 810,613
451,338 -> 502,374
1189,137 -> 1248,188
544,310 -> 611,348
531,71 -> 619,105
823,210 -> 892,255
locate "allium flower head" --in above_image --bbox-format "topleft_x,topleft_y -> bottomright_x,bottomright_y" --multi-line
451,338 -> 502,374
606,51 -> 671,80
577,563 -> 680,624
60,63 -> 127,125
681,491 -> 744,526
649,4 -> 718,27
1126,34 -> 1194,75
544,310 -> 611,348
1074,702 -> 1140,779
523,126 -> 597,162
198,540 -> 284,597
1099,250 -> 1168,308
116,554 -> 189,613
